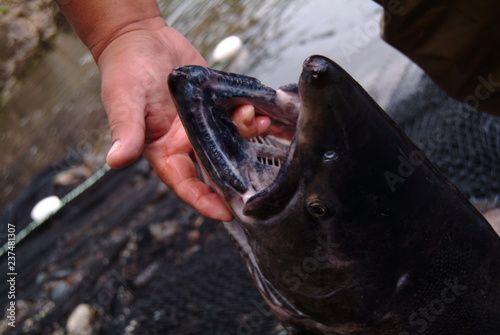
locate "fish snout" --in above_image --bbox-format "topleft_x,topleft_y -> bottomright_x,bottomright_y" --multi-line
301,55 -> 340,87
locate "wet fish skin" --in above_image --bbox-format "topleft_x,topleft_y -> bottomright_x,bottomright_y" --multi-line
168,56 -> 500,334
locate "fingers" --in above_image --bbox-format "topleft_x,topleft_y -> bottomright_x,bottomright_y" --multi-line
144,117 -> 234,222
232,105 -> 271,138
255,115 -> 272,135
102,72 -> 147,169
233,105 -> 295,141
163,153 -> 234,222
233,105 -> 257,138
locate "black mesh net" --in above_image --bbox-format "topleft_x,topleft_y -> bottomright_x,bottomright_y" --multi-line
0,159 -> 280,334
385,73 -> 500,201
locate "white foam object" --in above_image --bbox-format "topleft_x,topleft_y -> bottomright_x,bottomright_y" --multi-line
212,35 -> 243,63
30,195 -> 63,221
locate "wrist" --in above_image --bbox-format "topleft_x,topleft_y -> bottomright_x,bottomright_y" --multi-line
56,0 -> 166,61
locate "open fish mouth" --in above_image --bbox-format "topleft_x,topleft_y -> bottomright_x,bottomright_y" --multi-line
168,64 -> 302,220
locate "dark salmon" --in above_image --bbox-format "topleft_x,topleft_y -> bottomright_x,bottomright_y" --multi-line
168,55 -> 500,335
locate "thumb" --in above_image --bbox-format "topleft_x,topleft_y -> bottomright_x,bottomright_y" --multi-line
102,74 -> 147,169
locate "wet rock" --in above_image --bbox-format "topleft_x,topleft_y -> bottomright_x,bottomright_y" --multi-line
46,280 -> 71,301
187,228 -> 201,245
0,0 -> 59,104
53,165 -> 92,187
149,220 -> 182,244
132,262 -> 160,288
66,303 -> 95,335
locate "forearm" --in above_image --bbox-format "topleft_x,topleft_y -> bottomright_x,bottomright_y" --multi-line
55,0 -> 166,61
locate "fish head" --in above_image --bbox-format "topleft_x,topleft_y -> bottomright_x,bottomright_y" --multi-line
168,55 -> 441,330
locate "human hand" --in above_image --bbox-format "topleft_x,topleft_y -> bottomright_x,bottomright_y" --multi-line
97,21 -> 236,221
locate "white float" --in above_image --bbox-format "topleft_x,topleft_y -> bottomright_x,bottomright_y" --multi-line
212,35 -> 243,63
30,195 -> 63,221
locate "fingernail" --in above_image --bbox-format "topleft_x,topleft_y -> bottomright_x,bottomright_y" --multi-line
235,105 -> 256,138
107,140 -> 122,159
241,105 -> 255,126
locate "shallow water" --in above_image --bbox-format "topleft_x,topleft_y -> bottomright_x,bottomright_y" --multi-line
0,33 -> 105,208
0,0 -> 381,208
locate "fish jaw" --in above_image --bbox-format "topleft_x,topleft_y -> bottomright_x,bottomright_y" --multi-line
168,65 -> 301,221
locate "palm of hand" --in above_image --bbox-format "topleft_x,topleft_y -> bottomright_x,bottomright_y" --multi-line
97,26 -> 234,221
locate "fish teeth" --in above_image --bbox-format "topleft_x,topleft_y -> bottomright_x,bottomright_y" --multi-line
257,156 -> 282,167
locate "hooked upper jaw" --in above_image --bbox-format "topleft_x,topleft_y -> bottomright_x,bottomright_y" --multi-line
168,56 -> 359,221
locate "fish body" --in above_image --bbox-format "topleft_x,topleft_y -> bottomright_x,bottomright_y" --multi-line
168,55 -> 500,334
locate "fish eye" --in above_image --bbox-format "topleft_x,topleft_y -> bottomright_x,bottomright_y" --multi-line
323,151 -> 338,162
307,200 -> 332,218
